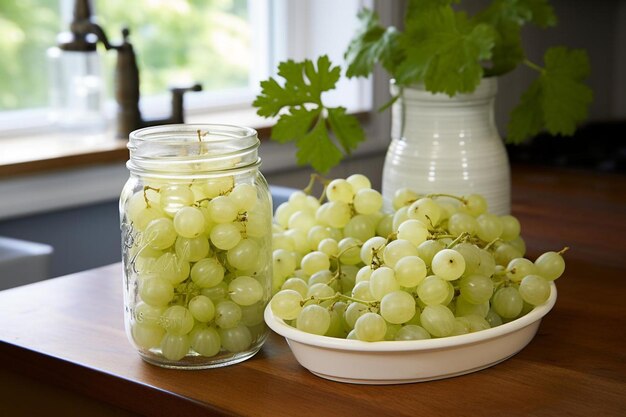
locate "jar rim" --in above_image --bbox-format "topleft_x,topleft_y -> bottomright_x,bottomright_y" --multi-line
129,123 -> 258,145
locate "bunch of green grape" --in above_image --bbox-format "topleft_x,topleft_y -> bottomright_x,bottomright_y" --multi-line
270,174 -> 566,342
122,176 -> 272,361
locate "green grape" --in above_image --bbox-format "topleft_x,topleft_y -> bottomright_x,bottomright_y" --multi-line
383,239 -> 419,269
455,295 -> 489,317
215,300 -> 243,329
380,290 -> 416,324
346,330 -> 358,340
318,238 -> 339,257
244,210 -> 269,238
175,236 -> 210,262
200,281 -> 229,302
159,185 -> 195,217
346,174 -> 371,192
437,201 -> 459,222
393,256 -> 427,287
464,194 -> 488,216
391,206 -> 409,231
344,215 -> 376,242
173,206 -> 205,238
485,309 -> 503,327
203,176 -> 234,198
354,312 -> 387,341
308,270 -> 333,286
318,201 -> 352,229
476,214 -> 503,242
462,314 -> 491,332
448,213 -> 478,236
392,188 -> 419,210
132,322 -> 165,349
297,304 -> 331,335
397,219 -> 429,247
307,283 -> 335,298
160,333 -> 191,361
161,306 -> 194,336
459,274 -> 494,304
344,302 -> 369,329
210,222 -> 241,250
228,276 -> 264,306
535,251 -> 566,281
209,196 -> 239,224
326,179 -> 355,203
281,277 -> 309,298
191,258 -> 225,288
301,251 -> 331,276
338,265 -> 359,294
443,281 -> 455,306
476,249 -> 496,277
451,317 -> 470,336
406,308 -> 422,325
240,302 -> 266,327
304,195 -> 321,212
188,295 -> 215,322
288,191 -> 308,209
352,281 -> 375,301
369,266 -> 400,300
376,214 -> 394,237
230,183 -> 257,212
420,305 -> 456,337
407,197 -> 441,227
144,218 -> 177,250
355,266 -> 373,283
326,308 -> 348,338
360,236 -> 386,265
519,275 -> 551,305
275,202 -> 296,228
395,325 -> 431,341
288,210 -> 317,232
494,243 -> 523,266
284,229 -> 310,254
191,327 -> 221,357
431,249 -> 466,281
139,276 -> 174,306
509,236 -> 527,257
219,324 -> 253,352
153,253 -> 189,285
417,275 -> 449,306
353,189 -> 383,215
338,237 -> 362,265
452,243 -> 481,276
307,225 -> 332,251
134,302 -> 165,327
500,215 -> 521,241
198,206 -> 215,235
492,287 -> 524,318
227,239 -> 260,270
271,289 -> 303,320
506,257 -> 536,282
273,249 -> 297,279
384,323 -> 402,341
417,240 -> 445,267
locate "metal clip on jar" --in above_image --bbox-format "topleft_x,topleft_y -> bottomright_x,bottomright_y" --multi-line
120,124 -> 272,369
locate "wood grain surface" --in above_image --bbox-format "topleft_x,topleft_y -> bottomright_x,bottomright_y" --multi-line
0,164 -> 624,417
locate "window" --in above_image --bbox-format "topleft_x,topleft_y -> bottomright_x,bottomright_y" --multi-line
0,0 -> 373,135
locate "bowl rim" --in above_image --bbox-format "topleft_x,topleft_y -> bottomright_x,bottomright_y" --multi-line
264,282 -> 557,352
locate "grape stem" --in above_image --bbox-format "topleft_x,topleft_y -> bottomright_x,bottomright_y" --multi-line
197,129 -> 208,142
558,246 -> 570,256
143,186 -> 160,207
446,232 -> 471,249
426,193 -> 468,205
301,292 -> 378,307
302,173 -> 331,201
483,238 -> 502,251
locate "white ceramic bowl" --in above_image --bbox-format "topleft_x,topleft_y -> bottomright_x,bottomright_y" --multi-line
264,283 -> 557,384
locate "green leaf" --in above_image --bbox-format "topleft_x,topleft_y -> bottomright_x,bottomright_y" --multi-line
345,9 -> 403,78
271,107 -> 321,144
295,119 -> 343,174
253,56 -> 367,173
507,47 -> 593,143
475,0 -> 557,76
397,7 -> 496,95
327,107 -> 365,154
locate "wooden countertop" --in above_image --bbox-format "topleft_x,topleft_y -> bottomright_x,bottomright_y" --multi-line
0,165 -> 625,416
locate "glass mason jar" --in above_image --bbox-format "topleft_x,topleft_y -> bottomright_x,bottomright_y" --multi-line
120,124 -> 272,369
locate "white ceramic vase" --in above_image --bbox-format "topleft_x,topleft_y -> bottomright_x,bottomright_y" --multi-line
382,77 -> 511,215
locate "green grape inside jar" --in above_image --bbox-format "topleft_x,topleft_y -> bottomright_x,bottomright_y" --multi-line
120,124 -> 272,369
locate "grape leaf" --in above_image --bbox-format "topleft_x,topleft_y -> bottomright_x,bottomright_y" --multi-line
475,0 -> 557,76
507,47 -> 593,143
295,118 -> 343,173
397,6 -> 496,95
345,9 -> 403,78
253,56 -> 366,173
